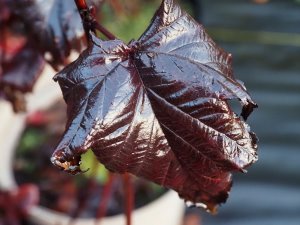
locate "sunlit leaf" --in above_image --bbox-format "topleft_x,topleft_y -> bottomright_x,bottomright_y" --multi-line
51,0 -> 258,212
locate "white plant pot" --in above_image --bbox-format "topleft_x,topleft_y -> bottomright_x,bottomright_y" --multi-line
0,64 -> 185,225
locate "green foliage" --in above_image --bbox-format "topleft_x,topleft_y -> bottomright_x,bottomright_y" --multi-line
101,2 -> 158,42
80,149 -> 109,184
18,128 -> 46,154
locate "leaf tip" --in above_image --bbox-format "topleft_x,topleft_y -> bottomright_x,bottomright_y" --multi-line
185,201 -> 219,214
241,100 -> 258,121
51,149 -> 83,175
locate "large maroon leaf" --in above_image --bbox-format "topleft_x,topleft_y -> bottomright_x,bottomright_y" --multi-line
51,0 -> 258,212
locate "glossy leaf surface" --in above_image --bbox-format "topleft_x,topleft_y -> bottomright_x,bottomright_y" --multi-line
52,0 -> 258,211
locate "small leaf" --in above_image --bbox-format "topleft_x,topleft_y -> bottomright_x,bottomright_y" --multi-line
1,0 -> 88,111
0,26 -> 44,112
52,0 -> 258,212
1,42 -> 44,92
10,0 -> 85,68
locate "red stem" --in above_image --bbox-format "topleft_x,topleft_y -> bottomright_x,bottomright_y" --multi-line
68,179 -> 97,225
95,173 -> 116,224
0,25 -> 7,71
68,159 -> 100,225
74,0 -> 117,40
92,22 -> 117,41
122,173 -> 134,225
75,0 -> 88,10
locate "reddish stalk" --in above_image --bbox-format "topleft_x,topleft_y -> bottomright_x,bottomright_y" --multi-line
68,179 -> 97,225
95,173 -> 116,225
122,173 -> 134,225
74,0 -> 117,40
68,158 -> 100,225
74,0 -> 88,10
0,24 -> 7,73
92,22 -> 116,41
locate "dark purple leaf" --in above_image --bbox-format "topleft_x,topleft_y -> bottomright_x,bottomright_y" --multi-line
0,23 -> 45,112
9,0 -> 85,69
51,0 -> 258,212
1,43 -> 44,93
1,0 -> 89,111
0,43 -> 45,112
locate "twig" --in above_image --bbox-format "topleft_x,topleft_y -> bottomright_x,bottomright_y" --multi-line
74,0 -> 88,9
92,22 -> 117,41
68,158 -> 100,225
95,173 -> 116,225
122,173 -> 134,225
74,0 -> 117,40
68,179 -> 97,225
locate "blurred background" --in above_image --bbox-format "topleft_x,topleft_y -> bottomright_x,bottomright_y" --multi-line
1,0 -> 300,225
195,0 -> 300,225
